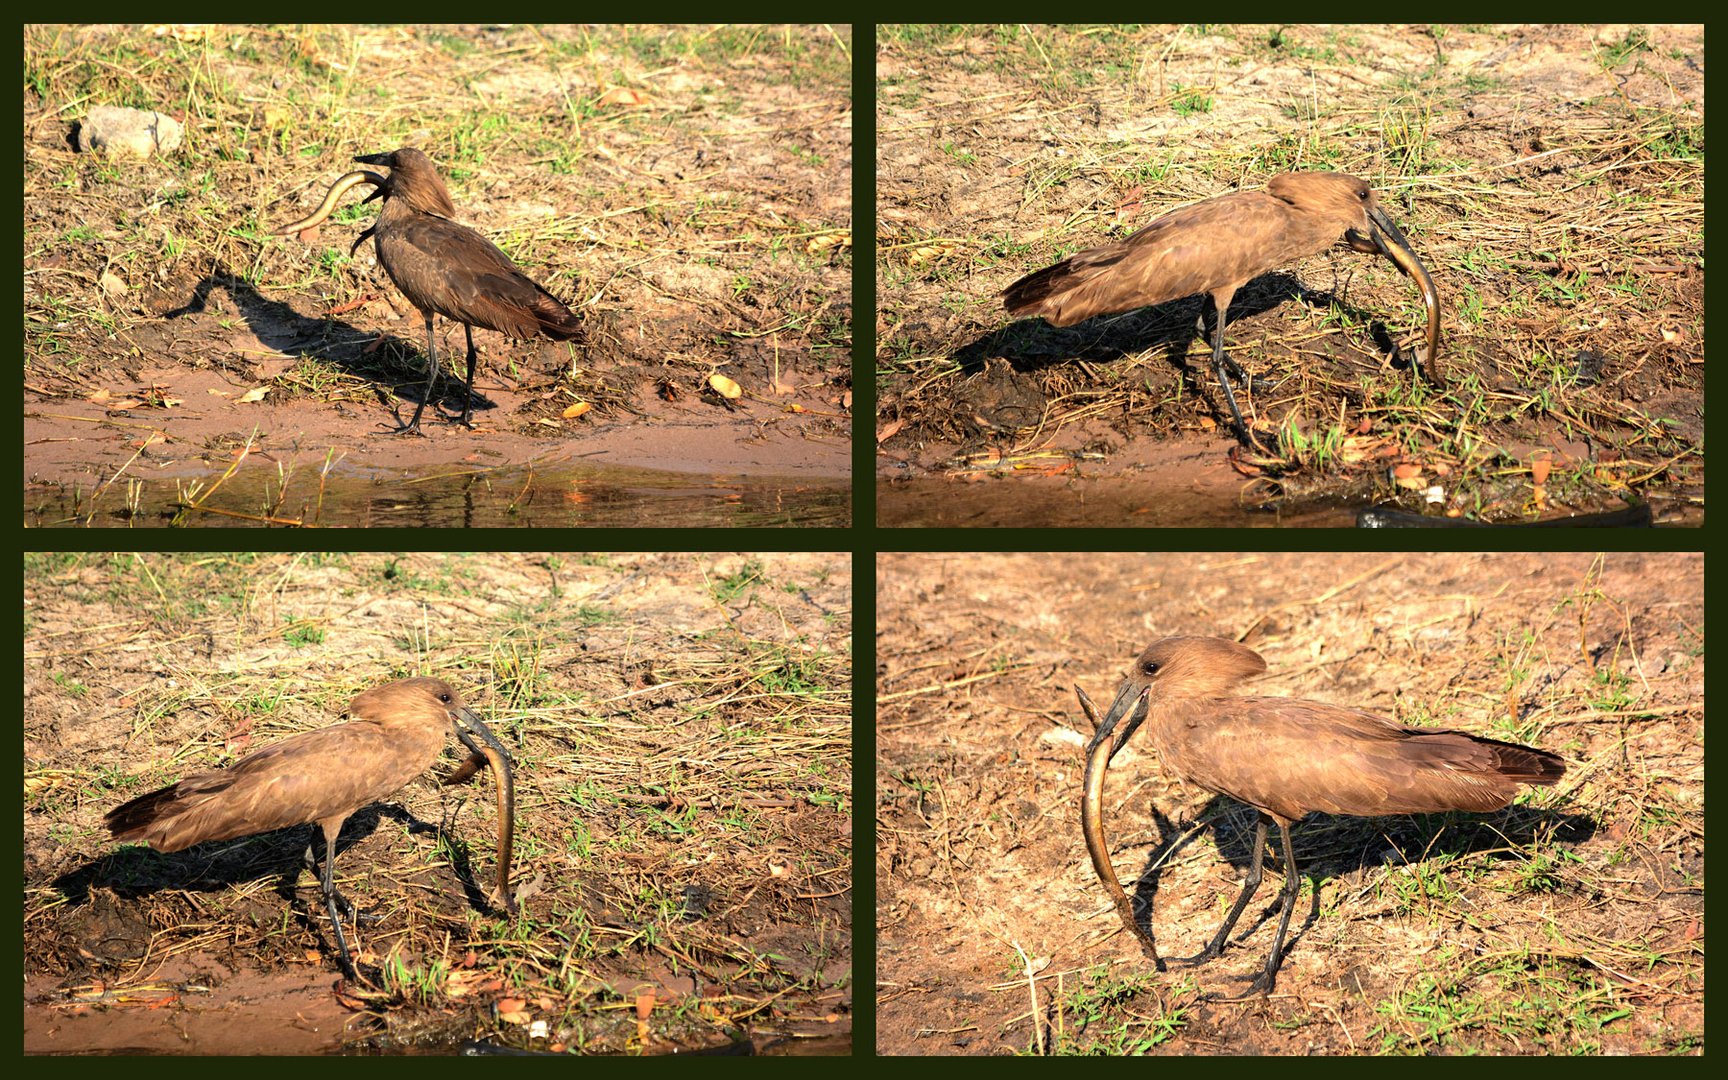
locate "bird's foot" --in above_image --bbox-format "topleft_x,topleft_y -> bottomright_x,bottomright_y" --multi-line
327,890 -> 383,925
1214,967 -> 1277,1000
1231,425 -> 1277,458
1167,944 -> 1228,969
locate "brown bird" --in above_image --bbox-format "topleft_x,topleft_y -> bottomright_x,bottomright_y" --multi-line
276,147 -> 583,434
1078,636 -> 1563,995
1004,172 -> 1441,447
105,677 -> 516,978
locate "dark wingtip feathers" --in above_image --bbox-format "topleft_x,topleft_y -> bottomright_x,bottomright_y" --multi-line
1002,261 -> 1070,317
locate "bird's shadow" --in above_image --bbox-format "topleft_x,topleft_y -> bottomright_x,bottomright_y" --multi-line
959,271 -> 1419,393
53,801 -> 506,964
163,263 -> 493,426
1115,797 -> 1593,991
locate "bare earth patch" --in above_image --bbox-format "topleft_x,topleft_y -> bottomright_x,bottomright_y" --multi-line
24,25 -> 852,527
875,25 -> 1702,526
26,552 -> 852,1054
877,552 -> 1701,1054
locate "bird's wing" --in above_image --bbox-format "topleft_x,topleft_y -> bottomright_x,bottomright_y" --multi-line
120,723 -> 429,849
386,216 -> 556,337
1162,698 -> 1534,821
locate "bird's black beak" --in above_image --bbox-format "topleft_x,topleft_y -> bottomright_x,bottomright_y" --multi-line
1085,681 -> 1150,759
1354,205 -> 1426,283
452,706 -> 511,764
1346,204 -> 1443,385
353,152 -> 393,168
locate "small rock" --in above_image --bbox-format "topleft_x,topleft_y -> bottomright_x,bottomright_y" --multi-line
75,105 -> 184,158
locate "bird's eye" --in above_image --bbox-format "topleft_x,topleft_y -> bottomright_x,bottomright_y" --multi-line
1142,661 -> 1160,676
439,692 -> 452,703
1357,188 -> 1370,201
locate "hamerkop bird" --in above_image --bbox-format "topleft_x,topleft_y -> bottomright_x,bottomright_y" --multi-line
105,677 -> 517,978
1077,637 -> 1563,995
276,147 -> 583,434
1004,172 -> 1441,447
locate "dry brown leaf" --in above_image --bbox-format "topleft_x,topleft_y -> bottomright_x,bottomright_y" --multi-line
1531,454 -> 1552,486
806,231 -> 851,256
906,242 -> 956,268
598,86 -> 650,108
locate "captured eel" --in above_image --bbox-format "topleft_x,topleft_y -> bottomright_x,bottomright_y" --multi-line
1077,685 -> 1161,965
445,718 -> 517,916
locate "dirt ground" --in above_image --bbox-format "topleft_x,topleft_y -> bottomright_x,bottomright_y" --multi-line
876,552 -> 1702,1055
875,25 -> 1703,526
24,552 -> 852,1054
24,25 -> 852,527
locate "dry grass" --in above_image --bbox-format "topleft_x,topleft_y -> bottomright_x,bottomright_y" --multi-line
876,552 -> 1702,1055
876,25 -> 1702,519
24,24 -> 852,431
24,551 -> 852,1054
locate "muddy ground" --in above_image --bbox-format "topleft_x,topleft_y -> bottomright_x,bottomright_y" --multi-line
25,552 -> 852,1054
24,25 -> 852,527
875,25 -> 1703,526
876,552 -> 1702,1054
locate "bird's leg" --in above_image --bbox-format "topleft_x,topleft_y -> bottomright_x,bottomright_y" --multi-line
1171,813 -> 1269,968
300,839 -> 359,916
456,323 -> 478,428
395,311 -> 438,436
1221,819 -> 1302,1000
1207,300 -> 1271,451
310,823 -> 359,979
1201,299 -> 1274,394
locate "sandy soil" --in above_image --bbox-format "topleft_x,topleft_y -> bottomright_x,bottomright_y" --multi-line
25,552 -> 852,1054
877,552 -> 1702,1054
875,24 -> 1703,525
24,25 -> 852,526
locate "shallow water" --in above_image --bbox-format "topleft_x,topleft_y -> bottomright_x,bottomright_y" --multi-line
27,461 -> 850,528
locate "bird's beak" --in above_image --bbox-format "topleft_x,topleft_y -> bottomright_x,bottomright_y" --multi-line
1347,204 -> 1443,385
1084,680 -> 1150,758
450,706 -> 518,915
353,152 -> 392,167
452,705 -> 512,766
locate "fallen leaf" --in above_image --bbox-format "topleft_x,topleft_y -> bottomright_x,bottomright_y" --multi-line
708,373 -> 742,400
907,241 -> 956,268
598,86 -> 650,108
561,401 -> 592,419
806,231 -> 851,256
235,386 -> 270,404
